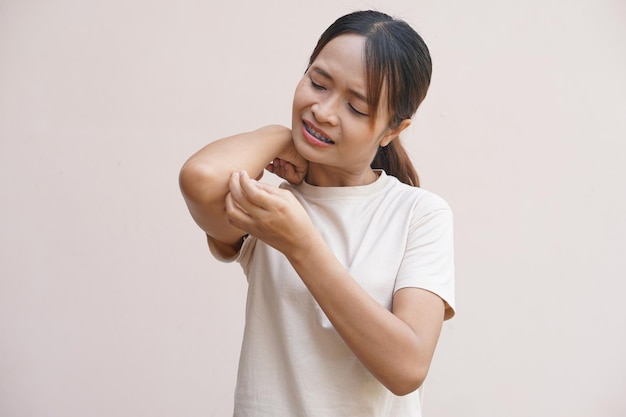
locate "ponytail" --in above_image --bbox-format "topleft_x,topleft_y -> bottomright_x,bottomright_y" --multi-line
371,140 -> 420,187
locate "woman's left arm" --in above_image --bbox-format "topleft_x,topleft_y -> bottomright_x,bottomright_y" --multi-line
226,171 -> 446,396
287,240 -> 445,396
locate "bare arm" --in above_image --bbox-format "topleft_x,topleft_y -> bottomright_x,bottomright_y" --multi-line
288,236 -> 445,396
226,171 -> 447,396
178,125 -> 306,253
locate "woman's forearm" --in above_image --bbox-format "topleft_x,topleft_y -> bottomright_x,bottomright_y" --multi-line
179,125 -> 293,242
286,234 -> 444,396
181,125 -> 293,194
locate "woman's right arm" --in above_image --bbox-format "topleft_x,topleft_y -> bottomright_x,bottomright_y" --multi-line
178,125 -> 302,254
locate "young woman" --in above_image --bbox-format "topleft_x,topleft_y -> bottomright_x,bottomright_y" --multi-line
180,10 -> 455,417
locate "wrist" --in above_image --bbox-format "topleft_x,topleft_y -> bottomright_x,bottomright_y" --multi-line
285,229 -> 324,267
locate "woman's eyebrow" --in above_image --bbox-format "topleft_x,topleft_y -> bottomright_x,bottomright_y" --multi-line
311,67 -> 368,103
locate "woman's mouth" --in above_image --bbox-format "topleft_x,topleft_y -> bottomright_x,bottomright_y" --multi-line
303,121 -> 335,145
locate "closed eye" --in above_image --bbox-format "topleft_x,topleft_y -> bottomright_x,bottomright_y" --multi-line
310,77 -> 326,90
309,74 -> 368,116
349,104 -> 368,117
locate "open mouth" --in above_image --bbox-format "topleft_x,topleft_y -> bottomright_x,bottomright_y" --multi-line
303,121 -> 335,144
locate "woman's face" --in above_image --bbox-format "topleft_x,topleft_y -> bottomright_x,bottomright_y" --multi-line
291,34 -> 402,186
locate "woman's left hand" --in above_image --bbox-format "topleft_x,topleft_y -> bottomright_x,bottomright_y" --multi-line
265,138 -> 308,185
225,170 -> 316,257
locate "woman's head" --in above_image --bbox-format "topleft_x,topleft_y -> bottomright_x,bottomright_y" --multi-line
304,10 -> 432,186
308,10 -> 432,131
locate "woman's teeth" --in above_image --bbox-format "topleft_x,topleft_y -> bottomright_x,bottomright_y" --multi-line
305,122 -> 334,144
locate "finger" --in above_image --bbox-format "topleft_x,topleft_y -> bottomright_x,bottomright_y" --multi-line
225,189 -> 254,218
224,192 -> 251,231
238,170 -> 274,210
228,172 -> 256,214
266,159 -> 281,175
283,162 -> 297,183
273,162 -> 285,180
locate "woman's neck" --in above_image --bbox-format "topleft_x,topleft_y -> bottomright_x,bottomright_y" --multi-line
305,164 -> 379,187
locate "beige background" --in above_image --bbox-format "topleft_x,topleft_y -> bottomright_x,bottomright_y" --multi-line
1,0 -> 625,416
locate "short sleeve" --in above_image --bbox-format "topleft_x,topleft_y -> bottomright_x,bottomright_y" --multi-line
206,235 -> 241,262
394,206 -> 456,320
207,234 -> 257,283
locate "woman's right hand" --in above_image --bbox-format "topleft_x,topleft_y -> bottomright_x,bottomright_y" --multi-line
265,139 -> 308,184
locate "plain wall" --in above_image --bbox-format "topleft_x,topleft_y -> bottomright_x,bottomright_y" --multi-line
1,0 -> 625,416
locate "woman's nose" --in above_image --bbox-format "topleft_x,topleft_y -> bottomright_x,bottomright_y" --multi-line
311,97 -> 339,126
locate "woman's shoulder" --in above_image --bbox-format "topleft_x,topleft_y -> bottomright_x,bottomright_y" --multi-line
384,174 -> 452,215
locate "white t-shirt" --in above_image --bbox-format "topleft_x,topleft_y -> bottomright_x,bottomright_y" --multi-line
211,171 -> 455,417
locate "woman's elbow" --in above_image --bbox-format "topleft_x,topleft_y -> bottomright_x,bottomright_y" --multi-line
385,365 -> 429,396
178,158 -> 219,203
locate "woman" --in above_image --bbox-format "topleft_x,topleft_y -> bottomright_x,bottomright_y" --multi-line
180,10 -> 455,417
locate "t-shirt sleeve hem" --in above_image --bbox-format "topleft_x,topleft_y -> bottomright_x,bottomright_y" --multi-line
394,284 -> 456,320
206,234 -> 244,263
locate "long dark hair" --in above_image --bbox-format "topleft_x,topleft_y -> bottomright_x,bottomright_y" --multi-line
308,10 -> 432,186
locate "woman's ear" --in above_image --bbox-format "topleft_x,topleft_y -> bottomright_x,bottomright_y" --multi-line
380,119 -> 412,147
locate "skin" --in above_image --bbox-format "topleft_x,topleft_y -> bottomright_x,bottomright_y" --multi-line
291,35 -> 410,187
179,34 -> 446,396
